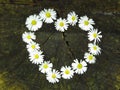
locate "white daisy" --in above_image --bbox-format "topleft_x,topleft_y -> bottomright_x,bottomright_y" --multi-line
46,69 -> 61,84
25,14 -> 43,31
78,15 -> 95,31
55,18 -> 68,32
29,50 -> 44,65
39,61 -> 53,73
39,9 -> 57,23
88,29 -> 102,43
67,11 -> 78,26
22,32 -> 36,43
88,43 -> 101,55
61,66 -> 74,79
84,53 -> 96,64
72,59 -> 87,74
26,41 -> 40,52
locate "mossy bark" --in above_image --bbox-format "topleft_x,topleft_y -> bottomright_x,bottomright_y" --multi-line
0,0 -> 120,90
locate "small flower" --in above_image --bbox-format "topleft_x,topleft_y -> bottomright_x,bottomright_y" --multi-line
78,16 -> 95,31
25,14 -> 43,31
88,29 -> 102,43
67,11 -> 78,26
84,53 -> 96,64
29,50 -> 44,65
26,41 -> 40,52
55,18 -> 68,32
46,69 -> 61,83
72,59 -> 87,74
22,32 -> 36,43
61,66 -> 74,79
39,61 -> 53,73
88,43 -> 101,55
39,9 -> 57,23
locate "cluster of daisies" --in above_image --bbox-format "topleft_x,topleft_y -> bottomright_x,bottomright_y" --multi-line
22,9 -> 102,83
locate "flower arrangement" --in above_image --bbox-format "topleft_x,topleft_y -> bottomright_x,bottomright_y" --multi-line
22,8 -> 102,83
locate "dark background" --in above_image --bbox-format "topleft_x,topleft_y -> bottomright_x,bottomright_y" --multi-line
0,0 -> 120,90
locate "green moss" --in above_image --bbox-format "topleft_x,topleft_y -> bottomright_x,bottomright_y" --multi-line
114,74 -> 120,90
0,72 -> 29,90
8,83 -> 29,90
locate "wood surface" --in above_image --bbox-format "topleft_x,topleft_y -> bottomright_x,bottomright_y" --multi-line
0,0 -> 120,90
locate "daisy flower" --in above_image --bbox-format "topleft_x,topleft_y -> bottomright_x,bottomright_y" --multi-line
29,50 -> 44,65
25,14 -> 43,31
67,11 -> 78,26
55,18 -> 68,32
72,59 -> 87,74
39,9 -> 57,23
39,61 -> 53,73
22,32 -> 36,43
88,29 -> 102,43
46,69 -> 61,84
88,43 -> 101,55
84,53 -> 96,64
26,41 -> 40,52
61,66 -> 74,79
78,15 -> 95,31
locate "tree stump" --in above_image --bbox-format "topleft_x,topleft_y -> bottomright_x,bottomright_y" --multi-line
0,0 -> 120,90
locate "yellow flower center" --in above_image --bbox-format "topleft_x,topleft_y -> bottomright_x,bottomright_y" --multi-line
59,22 -> 64,27
31,20 -> 37,25
46,12 -> 51,18
52,74 -> 56,79
27,35 -> 31,39
34,54 -> 39,59
72,16 -> 76,21
93,46 -> 97,50
31,45 -> 36,49
65,69 -> 70,74
77,63 -> 82,69
88,55 -> 93,60
93,33 -> 97,38
84,20 -> 89,25
43,64 -> 48,69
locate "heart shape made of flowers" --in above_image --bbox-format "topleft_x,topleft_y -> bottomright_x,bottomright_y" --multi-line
22,9 -> 102,84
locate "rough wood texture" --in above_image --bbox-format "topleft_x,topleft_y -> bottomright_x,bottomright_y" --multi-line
0,0 -> 120,90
